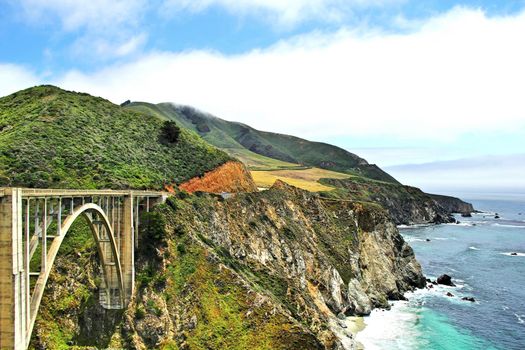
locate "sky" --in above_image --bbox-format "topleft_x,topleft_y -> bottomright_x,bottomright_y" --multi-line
1,0 -> 524,193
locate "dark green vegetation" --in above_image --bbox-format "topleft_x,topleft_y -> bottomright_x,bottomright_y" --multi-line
0,86 -> 230,189
126,102 -> 398,183
160,121 -> 181,144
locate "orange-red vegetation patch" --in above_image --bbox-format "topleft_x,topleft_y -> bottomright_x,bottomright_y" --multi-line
179,161 -> 258,194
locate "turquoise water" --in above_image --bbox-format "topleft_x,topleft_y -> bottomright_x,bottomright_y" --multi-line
356,196 -> 525,350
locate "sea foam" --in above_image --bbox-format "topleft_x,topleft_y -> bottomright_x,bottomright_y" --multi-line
493,223 -> 525,229
501,252 -> 525,257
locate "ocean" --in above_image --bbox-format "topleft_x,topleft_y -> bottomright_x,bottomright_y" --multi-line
355,196 -> 525,350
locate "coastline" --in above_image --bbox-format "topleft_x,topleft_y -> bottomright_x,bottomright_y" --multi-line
345,317 -> 366,350
353,201 -> 525,350
330,316 -> 367,350
352,299 -> 423,350
350,217 -> 470,350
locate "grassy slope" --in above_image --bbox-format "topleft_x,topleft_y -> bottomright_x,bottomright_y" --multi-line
0,86 -> 230,189
126,102 -> 399,183
129,102 -> 300,171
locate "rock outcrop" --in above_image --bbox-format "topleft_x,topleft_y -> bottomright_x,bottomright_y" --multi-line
437,274 -> 456,286
32,181 -> 424,349
429,194 -> 475,215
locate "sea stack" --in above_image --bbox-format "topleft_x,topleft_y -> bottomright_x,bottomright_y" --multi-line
437,274 -> 456,286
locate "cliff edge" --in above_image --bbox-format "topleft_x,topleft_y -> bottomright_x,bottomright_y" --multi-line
32,181 -> 424,349
321,177 -> 474,225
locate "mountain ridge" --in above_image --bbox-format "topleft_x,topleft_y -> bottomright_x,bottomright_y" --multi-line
126,100 -> 473,223
126,102 -> 400,183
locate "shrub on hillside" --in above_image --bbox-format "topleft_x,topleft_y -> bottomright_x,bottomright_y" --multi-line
161,120 -> 181,144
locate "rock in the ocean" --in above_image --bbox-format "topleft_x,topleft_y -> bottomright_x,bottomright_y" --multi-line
437,274 -> 456,287
426,238 -> 431,242
461,297 -> 476,302
511,252 -> 518,256
495,215 -> 500,219
461,213 -> 472,217
446,292 -> 454,297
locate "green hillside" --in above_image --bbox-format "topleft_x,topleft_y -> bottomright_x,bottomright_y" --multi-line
0,86 -> 230,189
127,102 -> 399,183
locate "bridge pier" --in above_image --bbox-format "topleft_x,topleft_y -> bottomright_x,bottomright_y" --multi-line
0,189 -> 27,349
121,195 -> 135,305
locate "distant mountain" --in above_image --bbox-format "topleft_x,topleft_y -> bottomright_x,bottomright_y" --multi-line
386,155 -> 525,194
126,102 -> 399,184
0,86 -> 231,189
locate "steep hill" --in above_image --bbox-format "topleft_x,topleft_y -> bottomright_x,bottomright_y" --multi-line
126,102 -> 399,183
0,86 -> 232,189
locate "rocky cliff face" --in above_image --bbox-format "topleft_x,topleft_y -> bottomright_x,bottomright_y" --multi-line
321,178 -> 473,225
32,181 -> 424,349
430,194 -> 475,215
178,161 -> 257,194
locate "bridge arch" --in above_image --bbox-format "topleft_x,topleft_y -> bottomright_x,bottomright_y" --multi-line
27,203 -> 125,340
0,188 -> 167,349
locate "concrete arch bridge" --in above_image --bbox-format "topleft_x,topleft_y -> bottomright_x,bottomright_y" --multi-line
0,188 -> 168,349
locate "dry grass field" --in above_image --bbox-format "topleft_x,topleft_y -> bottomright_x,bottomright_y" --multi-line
251,167 -> 351,192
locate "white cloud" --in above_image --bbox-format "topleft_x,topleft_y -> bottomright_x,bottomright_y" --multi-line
53,7 -> 525,144
18,0 -> 146,31
70,33 -> 148,60
0,64 -> 41,97
16,0 -> 148,58
162,0 -> 404,27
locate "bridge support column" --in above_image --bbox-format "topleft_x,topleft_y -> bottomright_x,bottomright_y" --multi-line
0,189 -> 27,350
121,194 -> 134,304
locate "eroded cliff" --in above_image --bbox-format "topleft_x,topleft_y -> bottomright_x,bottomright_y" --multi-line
32,181 -> 424,349
429,194 -> 475,215
321,177 -> 473,225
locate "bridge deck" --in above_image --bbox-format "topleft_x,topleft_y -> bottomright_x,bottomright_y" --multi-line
0,188 -> 169,198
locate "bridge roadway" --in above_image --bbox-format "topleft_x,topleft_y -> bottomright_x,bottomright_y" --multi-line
0,188 -> 168,349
